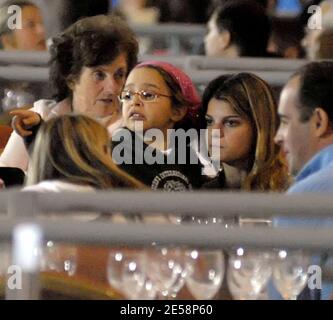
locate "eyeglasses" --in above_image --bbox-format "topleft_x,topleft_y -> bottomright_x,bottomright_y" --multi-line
120,90 -> 172,103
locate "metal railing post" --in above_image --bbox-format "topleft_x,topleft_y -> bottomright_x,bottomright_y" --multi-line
6,193 -> 41,300
7,192 -> 39,218
6,224 -> 43,300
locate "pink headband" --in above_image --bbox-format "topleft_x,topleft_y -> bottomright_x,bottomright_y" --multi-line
135,60 -> 202,127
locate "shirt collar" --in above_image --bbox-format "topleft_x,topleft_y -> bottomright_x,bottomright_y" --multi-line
296,144 -> 333,182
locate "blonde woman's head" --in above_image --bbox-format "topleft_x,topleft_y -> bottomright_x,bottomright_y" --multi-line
27,114 -> 143,189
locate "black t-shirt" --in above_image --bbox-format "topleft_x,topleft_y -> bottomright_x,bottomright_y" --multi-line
23,123 -> 205,190
203,170 -> 226,190
0,167 -> 25,187
111,128 -> 204,190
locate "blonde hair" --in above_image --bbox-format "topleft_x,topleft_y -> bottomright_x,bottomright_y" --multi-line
27,114 -> 144,189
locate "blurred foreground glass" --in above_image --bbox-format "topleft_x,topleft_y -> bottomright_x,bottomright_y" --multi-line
107,249 -> 155,300
272,249 -> 310,300
145,247 -> 187,299
40,241 -> 77,276
2,89 -> 34,112
186,249 -> 224,300
121,251 -> 147,299
227,248 -> 272,300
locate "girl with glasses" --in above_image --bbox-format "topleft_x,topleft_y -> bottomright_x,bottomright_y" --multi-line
111,60 -> 206,190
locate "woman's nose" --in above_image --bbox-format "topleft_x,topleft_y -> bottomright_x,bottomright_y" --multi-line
104,77 -> 122,95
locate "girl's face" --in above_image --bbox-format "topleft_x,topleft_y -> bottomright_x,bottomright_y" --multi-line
70,53 -> 128,121
206,98 -> 255,168
122,67 -> 185,135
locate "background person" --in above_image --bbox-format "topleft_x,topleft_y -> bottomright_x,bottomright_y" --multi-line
301,0 -> 333,60
204,0 -> 272,57
0,0 -> 48,133
0,0 -> 46,50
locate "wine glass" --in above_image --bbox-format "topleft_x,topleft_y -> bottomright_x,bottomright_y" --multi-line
2,89 -> 34,111
272,249 -> 310,300
58,245 -> 77,276
138,278 -> 158,300
185,249 -> 224,300
121,251 -> 147,300
107,249 -> 126,294
227,248 -> 273,300
162,248 -> 188,299
41,241 -> 77,276
107,249 -> 150,299
145,246 -> 186,299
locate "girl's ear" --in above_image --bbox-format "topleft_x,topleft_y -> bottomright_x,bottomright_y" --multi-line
171,106 -> 187,123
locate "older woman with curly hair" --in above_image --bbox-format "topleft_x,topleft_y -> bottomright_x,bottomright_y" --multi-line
0,14 -> 138,170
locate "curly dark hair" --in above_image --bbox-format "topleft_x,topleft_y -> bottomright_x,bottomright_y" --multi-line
49,15 -> 139,102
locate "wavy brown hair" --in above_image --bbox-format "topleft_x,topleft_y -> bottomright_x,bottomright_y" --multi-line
202,72 -> 290,191
27,114 -> 144,189
49,14 -> 138,102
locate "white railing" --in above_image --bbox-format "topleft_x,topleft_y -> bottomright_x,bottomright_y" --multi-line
0,65 -> 291,87
0,189 -> 333,300
1,190 -> 333,219
0,190 -> 332,250
0,50 -> 312,87
130,23 -> 206,38
185,56 -> 308,71
0,51 -> 49,66
0,50 -> 308,71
